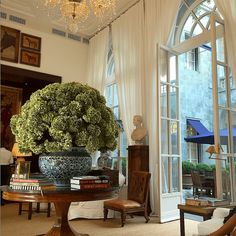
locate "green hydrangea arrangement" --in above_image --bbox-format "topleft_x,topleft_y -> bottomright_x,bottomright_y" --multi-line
10,82 -> 119,154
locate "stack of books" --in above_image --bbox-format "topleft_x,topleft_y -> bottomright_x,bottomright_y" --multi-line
10,173 -> 56,191
70,175 -> 111,190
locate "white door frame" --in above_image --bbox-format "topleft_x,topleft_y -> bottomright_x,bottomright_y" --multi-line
157,45 -> 182,222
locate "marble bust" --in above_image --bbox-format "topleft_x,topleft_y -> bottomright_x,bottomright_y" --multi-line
131,115 -> 147,144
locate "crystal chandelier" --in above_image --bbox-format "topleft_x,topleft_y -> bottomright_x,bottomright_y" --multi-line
43,0 -> 116,33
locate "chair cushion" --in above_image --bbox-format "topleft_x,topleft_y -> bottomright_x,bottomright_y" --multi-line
198,218 -> 224,235
104,199 -> 141,210
212,208 -> 230,219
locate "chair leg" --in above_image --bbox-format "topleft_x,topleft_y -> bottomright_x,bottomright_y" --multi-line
104,207 -> 108,221
18,202 -> 22,215
28,203 -> 32,220
47,203 -> 51,217
144,207 -> 150,223
121,211 -> 126,227
36,202 -> 40,213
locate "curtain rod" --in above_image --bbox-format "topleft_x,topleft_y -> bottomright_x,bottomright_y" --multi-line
89,0 -> 142,39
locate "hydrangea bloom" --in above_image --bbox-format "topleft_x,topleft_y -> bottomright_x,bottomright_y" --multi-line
11,82 -> 119,154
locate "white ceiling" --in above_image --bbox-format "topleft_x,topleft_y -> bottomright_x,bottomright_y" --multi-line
1,0 -> 138,38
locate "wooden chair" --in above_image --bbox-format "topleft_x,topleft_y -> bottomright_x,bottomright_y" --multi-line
103,171 -> 151,227
190,170 -> 215,197
18,202 -> 51,220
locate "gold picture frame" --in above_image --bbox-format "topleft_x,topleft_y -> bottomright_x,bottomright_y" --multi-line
20,49 -> 41,67
1,25 -> 20,63
1,85 -> 22,150
21,33 -> 41,51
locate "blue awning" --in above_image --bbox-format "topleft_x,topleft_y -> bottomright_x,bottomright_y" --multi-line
184,127 -> 236,144
186,119 -> 210,135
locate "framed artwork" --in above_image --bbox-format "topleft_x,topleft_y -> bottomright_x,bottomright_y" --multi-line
20,49 -> 41,67
1,85 -> 22,151
21,33 -> 41,51
1,25 -> 20,63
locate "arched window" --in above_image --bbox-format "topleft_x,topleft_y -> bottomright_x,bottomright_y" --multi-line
104,44 -> 127,177
174,0 -> 222,44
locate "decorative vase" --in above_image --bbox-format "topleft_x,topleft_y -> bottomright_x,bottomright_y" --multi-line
38,147 -> 92,187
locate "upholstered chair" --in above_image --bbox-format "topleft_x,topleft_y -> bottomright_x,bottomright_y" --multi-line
103,171 -> 151,227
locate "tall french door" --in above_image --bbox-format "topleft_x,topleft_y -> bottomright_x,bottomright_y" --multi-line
157,45 -> 181,222
210,13 -> 236,201
172,12 -> 236,203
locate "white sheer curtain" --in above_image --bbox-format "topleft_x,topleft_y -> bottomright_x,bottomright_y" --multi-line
215,0 -> 236,82
112,1 -> 145,144
87,27 -> 109,93
144,0 -> 181,214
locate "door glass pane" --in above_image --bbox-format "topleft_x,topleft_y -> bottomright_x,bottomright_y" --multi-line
170,86 -> 177,119
170,55 -> 177,85
192,23 -> 203,36
221,163 -> 231,200
219,108 -> 229,152
232,113 -> 236,153
161,84 -> 167,117
161,119 -> 168,154
230,71 -> 236,105
217,64 -> 227,107
162,156 -> 169,193
171,121 -> 178,154
172,157 -> 179,192
200,15 -> 210,28
160,50 -> 168,82
182,14 -> 196,39
216,36 -> 225,63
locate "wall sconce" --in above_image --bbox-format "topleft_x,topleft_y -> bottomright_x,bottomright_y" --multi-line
206,144 -> 225,160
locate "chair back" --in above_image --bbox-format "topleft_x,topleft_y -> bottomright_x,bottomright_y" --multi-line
190,170 -> 202,188
128,171 -> 151,204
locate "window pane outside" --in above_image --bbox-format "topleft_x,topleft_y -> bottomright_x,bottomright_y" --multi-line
162,156 -> 169,193
105,82 -> 128,176
172,157 -> 180,192
217,64 -> 227,107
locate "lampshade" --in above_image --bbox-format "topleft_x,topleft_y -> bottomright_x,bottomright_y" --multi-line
12,143 -> 32,157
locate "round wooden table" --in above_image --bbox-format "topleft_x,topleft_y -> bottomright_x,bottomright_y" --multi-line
3,187 -> 118,236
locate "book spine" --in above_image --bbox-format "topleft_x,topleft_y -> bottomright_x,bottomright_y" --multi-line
10,183 -> 56,191
10,184 -> 41,191
11,178 -> 40,183
70,183 -> 111,189
70,179 -> 109,184
10,181 -> 54,186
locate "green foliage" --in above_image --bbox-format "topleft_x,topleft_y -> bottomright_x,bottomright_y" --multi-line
195,163 -> 213,173
121,157 -> 127,177
182,161 -> 196,174
10,82 -> 119,155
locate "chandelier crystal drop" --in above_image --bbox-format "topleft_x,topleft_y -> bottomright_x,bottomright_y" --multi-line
90,0 -> 116,19
44,0 -> 116,33
44,0 -> 61,8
